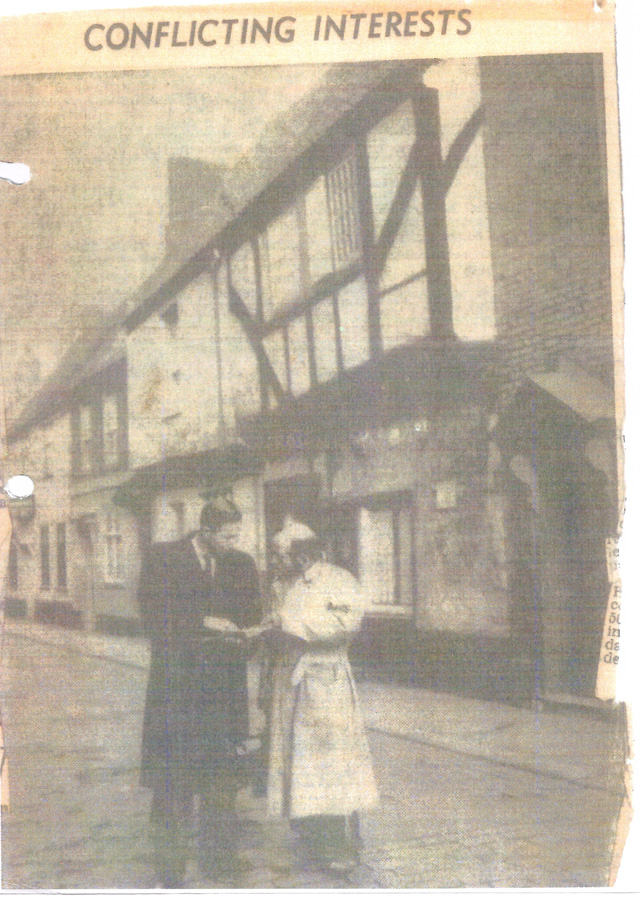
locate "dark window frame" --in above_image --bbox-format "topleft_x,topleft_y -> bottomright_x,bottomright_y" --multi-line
8,540 -> 18,590
40,524 -> 51,590
56,522 -> 67,591
226,77 -> 455,412
322,490 -> 416,610
71,375 -> 128,477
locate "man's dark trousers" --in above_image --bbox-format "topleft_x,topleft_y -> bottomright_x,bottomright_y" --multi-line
137,536 -> 261,886
149,765 -> 242,885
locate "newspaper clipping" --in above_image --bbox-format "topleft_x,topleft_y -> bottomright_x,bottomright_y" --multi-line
0,0 -> 630,889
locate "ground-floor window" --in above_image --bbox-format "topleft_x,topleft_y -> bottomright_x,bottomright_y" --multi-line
40,525 -> 51,589
56,523 -> 67,590
325,493 -> 414,613
8,540 -> 18,590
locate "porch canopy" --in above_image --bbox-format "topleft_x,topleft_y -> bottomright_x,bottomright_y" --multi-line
493,358 -> 617,490
112,443 -> 262,513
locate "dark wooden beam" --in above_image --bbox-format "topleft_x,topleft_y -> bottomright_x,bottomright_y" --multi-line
251,238 -> 265,324
209,265 -> 228,439
261,260 -> 361,334
355,139 -> 382,359
413,87 -> 454,338
217,67 -> 427,259
227,273 -> 286,408
442,106 -> 485,194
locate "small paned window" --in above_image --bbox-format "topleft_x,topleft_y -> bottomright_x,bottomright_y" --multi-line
326,153 -> 361,267
105,512 -> 125,583
103,395 -> 119,470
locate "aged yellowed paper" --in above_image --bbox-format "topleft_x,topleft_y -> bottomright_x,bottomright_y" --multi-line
0,0 -> 629,888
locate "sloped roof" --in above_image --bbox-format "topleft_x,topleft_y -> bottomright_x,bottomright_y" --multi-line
124,59 -> 426,330
8,60 -> 425,441
7,305 -> 126,442
223,60 -> 423,214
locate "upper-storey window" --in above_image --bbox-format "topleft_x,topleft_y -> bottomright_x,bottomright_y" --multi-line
230,243 -> 259,317
326,152 -> 361,268
306,153 -> 361,284
73,386 -> 127,476
40,524 -> 51,589
79,405 -> 93,474
103,395 -> 119,470
104,511 -> 125,584
233,84 -> 496,414
260,208 -> 303,320
367,101 -> 430,352
160,300 -> 180,337
258,150 -> 362,323
8,540 -> 18,590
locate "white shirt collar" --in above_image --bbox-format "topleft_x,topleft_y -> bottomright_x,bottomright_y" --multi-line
191,535 -> 210,572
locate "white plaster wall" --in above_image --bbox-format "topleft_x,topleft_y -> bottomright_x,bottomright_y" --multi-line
423,59 -> 496,342
127,273 -> 223,468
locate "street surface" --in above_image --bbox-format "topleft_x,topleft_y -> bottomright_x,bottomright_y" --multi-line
0,631 -> 624,889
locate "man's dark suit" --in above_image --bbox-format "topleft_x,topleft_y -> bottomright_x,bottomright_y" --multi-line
138,535 -> 261,884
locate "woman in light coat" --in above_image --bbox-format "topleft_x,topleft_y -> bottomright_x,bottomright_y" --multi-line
261,521 -> 378,872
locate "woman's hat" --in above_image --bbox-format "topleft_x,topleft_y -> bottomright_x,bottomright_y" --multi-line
272,518 -> 317,554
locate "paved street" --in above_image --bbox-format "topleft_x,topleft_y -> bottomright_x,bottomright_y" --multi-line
0,630 -> 625,889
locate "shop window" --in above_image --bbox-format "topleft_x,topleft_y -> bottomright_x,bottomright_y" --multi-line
56,523 -> 67,590
356,500 -> 414,611
40,524 -> 51,589
105,512 -> 125,583
359,508 -> 396,605
170,501 -> 186,540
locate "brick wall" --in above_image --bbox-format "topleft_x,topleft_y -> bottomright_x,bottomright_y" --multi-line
480,54 -> 614,394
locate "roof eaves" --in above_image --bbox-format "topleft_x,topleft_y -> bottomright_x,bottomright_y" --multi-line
124,59 -> 428,333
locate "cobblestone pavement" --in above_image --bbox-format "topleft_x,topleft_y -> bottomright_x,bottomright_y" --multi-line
0,631 -> 624,889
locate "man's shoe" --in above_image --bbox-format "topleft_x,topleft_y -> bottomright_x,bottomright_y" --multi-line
155,877 -> 186,889
324,852 -> 359,876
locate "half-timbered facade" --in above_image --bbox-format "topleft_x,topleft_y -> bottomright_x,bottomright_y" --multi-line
4,55 -> 617,703
115,57 -> 510,688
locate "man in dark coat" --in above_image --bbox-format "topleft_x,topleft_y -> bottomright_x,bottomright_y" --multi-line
138,496 -> 262,887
